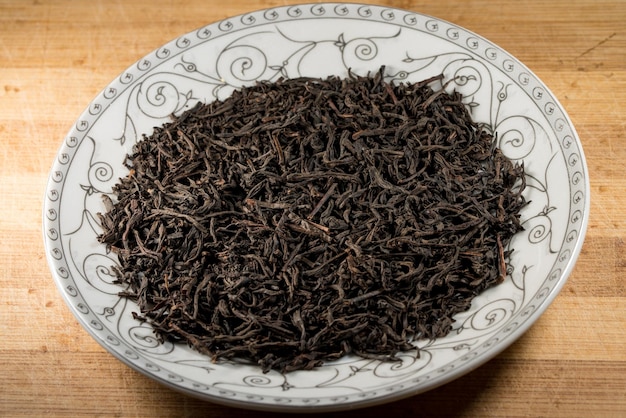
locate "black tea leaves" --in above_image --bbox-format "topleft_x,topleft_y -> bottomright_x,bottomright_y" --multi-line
98,68 -> 526,373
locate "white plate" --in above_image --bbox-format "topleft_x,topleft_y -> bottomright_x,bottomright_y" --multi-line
43,3 -> 589,412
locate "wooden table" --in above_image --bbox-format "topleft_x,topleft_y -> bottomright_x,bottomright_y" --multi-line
1,0 -> 624,416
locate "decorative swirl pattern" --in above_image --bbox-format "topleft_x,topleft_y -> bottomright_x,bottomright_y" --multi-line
496,116 -> 546,161
136,79 -> 185,118
127,324 -> 176,354
372,351 -> 432,377
42,3 -> 588,412
345,38 -> 378,61
243,375 -> 274,386
87,161 -> 114,192
528,219 -> 552,244
442,58 -> 500,125
447,64 -> 483,97
466,299 -> 517,331
217,45 -> 268,85
81,253 -> 120,294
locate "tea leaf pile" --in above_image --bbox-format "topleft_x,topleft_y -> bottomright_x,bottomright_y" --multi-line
98,68 -> 526,372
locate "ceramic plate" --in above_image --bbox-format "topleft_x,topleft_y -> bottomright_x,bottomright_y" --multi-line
43,3 -> 589,412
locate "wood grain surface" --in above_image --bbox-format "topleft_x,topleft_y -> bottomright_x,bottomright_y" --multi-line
1,0 -> 624,416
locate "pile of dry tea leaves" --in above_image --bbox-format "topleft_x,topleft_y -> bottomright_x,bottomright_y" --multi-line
98,68 -> 526,373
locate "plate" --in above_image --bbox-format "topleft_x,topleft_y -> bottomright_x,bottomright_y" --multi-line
43,3 -> 589,412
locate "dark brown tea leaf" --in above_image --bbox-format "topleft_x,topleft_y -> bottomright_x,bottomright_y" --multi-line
98,67 -> 526,373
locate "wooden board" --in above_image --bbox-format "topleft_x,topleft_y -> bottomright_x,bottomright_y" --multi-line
1,0 -> 625,416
